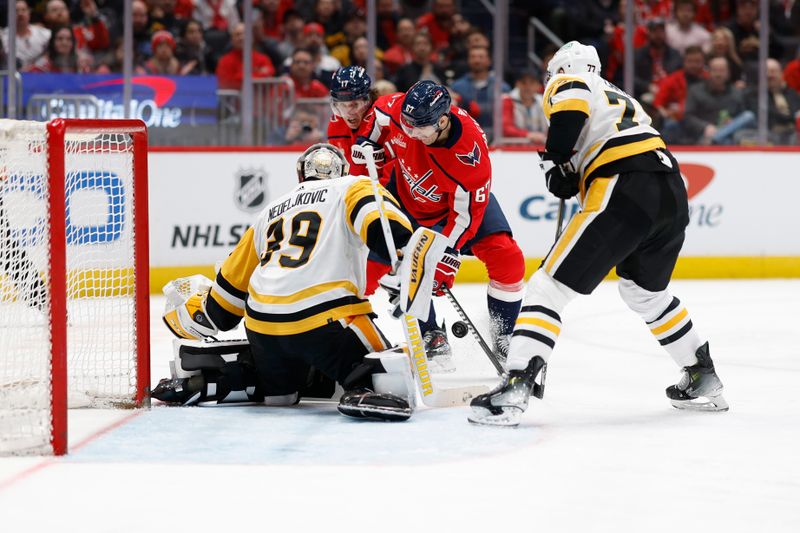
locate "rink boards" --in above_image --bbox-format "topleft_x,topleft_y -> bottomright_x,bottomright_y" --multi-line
146,147 -> 800,290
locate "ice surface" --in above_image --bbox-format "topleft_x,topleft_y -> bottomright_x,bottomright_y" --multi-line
0,280 -> 798,532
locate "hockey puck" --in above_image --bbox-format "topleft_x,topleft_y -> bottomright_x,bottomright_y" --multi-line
451,321 -> 469,338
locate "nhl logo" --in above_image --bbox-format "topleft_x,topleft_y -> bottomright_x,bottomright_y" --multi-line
234,168 -> 269,212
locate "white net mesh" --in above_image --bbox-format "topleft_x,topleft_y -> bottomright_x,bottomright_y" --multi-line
0,120 -> 141,455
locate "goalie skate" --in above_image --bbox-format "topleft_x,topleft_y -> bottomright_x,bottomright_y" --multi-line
666,342 -> 729,412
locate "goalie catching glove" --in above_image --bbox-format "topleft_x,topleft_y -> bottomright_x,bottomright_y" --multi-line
162,275 -> 219,340
538,151 -> 580,200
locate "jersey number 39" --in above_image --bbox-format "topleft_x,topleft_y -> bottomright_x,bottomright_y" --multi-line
260,211 -> 322,268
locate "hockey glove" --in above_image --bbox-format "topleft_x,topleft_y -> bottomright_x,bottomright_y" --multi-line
538,151 -> 580,200
432,248 -> 461,296
351,139 -> 386,169
163,276 -> 219,340
379,271 -> 403,319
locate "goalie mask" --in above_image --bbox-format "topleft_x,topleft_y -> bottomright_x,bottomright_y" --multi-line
295,143 -> 350,182
546,41 -> 601,83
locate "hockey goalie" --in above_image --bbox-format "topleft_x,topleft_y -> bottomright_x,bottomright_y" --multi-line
155,143 -> 441,421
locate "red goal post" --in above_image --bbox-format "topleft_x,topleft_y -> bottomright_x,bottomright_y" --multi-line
0,119 -> 150,456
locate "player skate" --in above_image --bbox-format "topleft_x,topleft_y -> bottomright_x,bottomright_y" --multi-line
666,342 -> 728,411
423,325 -> 455,373
467,356 -> 546,427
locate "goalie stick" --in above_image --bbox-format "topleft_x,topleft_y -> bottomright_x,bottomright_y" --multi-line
361,145 -> 488,407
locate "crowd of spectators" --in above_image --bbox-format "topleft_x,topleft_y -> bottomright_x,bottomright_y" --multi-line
0,0 -> 799,145
539,0 -> 800,145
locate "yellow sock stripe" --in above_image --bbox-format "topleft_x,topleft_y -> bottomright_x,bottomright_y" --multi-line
650,308 -> 688,336
516,316 -> 561,336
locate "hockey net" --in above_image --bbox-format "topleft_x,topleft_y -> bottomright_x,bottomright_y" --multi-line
0,119 -> 150,455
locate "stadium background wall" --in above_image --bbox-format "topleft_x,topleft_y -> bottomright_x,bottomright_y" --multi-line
147,146 -> 800,292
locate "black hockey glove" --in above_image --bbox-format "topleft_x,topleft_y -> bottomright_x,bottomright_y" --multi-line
538,151 -> 580,200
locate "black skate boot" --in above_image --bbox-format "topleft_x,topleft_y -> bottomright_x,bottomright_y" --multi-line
152,376 -> 204,406
423,325 -> 455,373
337,387 -> 412,421
468,356 -> 546,427
666,342 -> 728,412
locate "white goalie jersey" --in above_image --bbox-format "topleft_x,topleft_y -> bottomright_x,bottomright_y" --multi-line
208,175 -> 411,336
543,72 -> 666,189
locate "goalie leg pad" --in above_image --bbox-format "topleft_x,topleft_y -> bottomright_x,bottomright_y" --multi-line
399,227 -> 450,321
339,346 -> 417,420
156,339 -> 262,405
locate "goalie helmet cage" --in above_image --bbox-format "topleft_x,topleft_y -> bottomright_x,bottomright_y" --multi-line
0,119 -> 150,456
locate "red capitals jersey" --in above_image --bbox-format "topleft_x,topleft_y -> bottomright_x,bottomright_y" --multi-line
327,114 -> 360,171
328,93 -> 405,182
360,96 -> 492,250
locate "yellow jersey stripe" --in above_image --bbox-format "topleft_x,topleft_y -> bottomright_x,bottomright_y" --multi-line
650,308 -> 688,336
545,177 -> 612,273
248,279 -> 360,305
209,289 -> 245,317
583,136 -> 666,179
245,302 -> 373,335
219,226 -> 261,295
549,99 -> 590,117
517,317 -> 561,336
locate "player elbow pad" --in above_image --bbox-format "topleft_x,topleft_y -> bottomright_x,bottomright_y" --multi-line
545,110 -> 588,162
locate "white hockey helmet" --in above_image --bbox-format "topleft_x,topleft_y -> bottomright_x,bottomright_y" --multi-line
296,143 -> 350,182
546,41 -> 602,82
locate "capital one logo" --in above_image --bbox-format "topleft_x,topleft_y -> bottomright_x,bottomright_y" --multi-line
680,163 -> 714,200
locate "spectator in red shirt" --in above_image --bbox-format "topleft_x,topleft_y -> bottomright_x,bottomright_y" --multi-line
376,0 -> 399,50
259,0 -> 292,40
216,22 -> 276,89
653,45 -> 707,143
784,47 -> 800,94
287,47 -> 330,98
44,0 -> 110,55
416,0 -> 455,52
604,1 -> 649,84
383,17 -> 414,76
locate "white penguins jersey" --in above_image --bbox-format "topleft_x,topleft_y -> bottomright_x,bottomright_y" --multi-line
207,175 -> 411,336
543,72 -> 666,190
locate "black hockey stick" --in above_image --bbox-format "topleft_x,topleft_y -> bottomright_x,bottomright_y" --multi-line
442,287 -> 505,376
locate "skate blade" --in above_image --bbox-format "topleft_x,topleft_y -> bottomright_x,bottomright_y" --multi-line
670,394 -> 729,412
427,355 -> 456,374
467,407 -> 522,427
338,404 -> 412,422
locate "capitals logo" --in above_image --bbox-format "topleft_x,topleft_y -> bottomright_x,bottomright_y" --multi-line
456,142 -> 481,167
399,160 -> 441,202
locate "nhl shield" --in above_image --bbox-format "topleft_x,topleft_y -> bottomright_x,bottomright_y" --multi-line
234,168 -> 269,212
